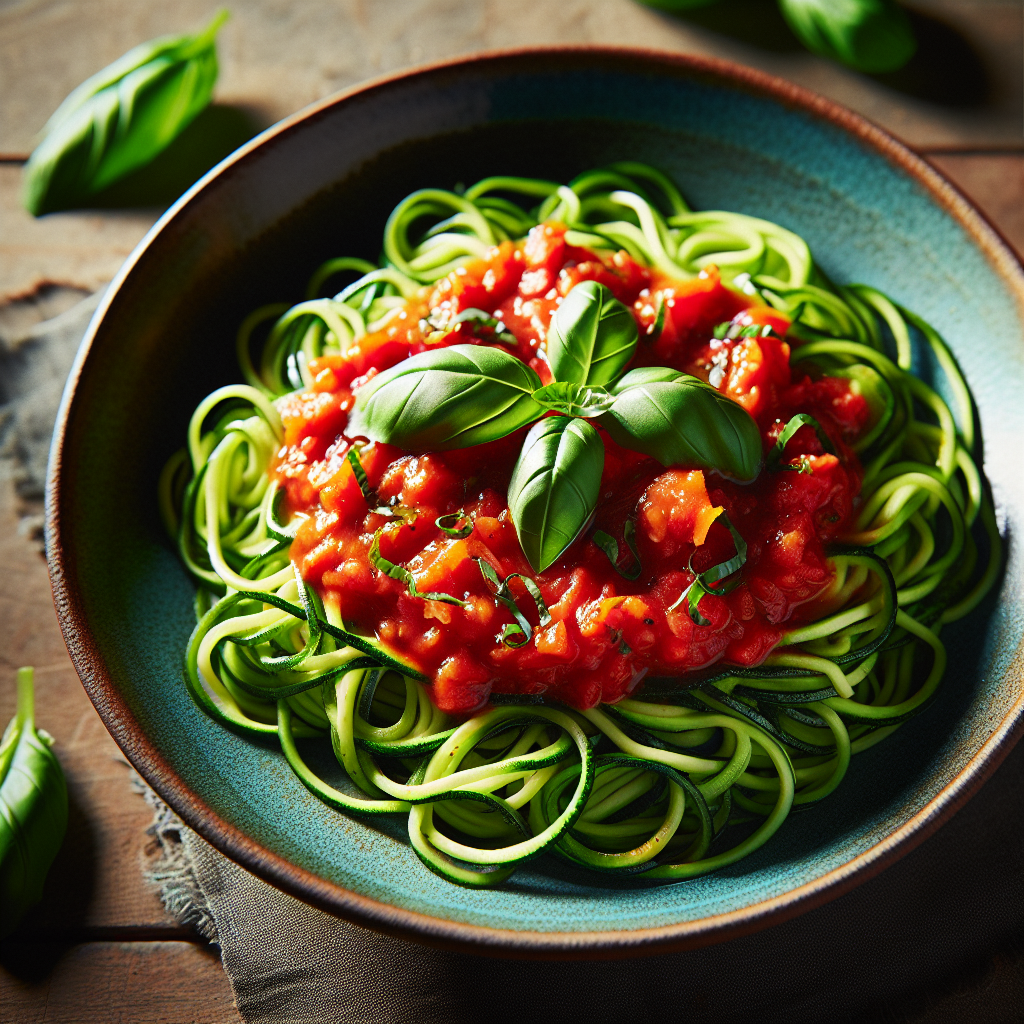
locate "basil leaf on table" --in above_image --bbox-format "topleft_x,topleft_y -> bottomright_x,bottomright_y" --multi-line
777,0 -> 916,73
0,668 -> 68,939
601,368 -> 762,483
508,416 -> 605,572
533,381 -> 615,418
22,9 -> 229,216
547,281 -> 638,387
347,344 -> 543,449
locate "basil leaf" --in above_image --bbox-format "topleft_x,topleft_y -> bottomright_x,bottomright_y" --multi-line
533,382 -> 615,418
507,416 -> 605,571
601,369 -> 762,483
0,668 -> 68,939
778,0 -> 916,74
609,366 -> 681,391
547,281 -> 638,387
22,10 -> 228,216
347,344 -> 543,450
767,413 -> 836,471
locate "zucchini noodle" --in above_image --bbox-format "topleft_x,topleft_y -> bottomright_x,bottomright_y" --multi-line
159,164 -> 1001,887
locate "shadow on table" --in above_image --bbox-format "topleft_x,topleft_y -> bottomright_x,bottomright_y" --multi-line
0,787 -> 96,983
81,102 -> 267,211
656,0 -> 991,107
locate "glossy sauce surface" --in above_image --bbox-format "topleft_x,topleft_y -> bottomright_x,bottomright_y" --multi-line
274,225 -> 868,713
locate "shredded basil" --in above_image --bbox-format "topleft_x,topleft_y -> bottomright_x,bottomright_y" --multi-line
346,446 -> 376,503
447,308 -> 518,347
668,513 -> 748,626
369,524 -> 466,606
475,558 -> 551,648
767,413 -> 836,471
645,295 -> 666,342
435,510 -> 473,538
712,320 -> 776,341
592,520 -> 642,580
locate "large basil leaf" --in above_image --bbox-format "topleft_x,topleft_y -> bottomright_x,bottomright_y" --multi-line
601,368 -> 762,482
507,416 -> 605,572
347,344 -> 543,449
0,668 -> 67,939
777,0 -> 915,74
547,281 -> 638,387
22,10 -> 228,216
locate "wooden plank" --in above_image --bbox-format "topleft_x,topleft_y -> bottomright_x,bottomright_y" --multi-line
0,481 -> 180,935
0,0 -> 1021,159
0,941 -> 240,1024
925,153 -> 1024,258
0,165 -> 156,301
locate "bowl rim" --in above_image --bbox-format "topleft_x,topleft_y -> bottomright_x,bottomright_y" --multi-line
46,44 -> 1024,958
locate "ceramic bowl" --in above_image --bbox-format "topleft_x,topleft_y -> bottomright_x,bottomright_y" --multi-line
47,48 -> 1024,956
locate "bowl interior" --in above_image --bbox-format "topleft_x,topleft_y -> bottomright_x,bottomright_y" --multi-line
52,52 -> 1024,946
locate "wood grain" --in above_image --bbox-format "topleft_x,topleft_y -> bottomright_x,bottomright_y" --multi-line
0,942 -> 240,1024
1,0 -> 1021,158
926,154 -> 1024,258
0,165 -> 157,301
0,480 -> 185,936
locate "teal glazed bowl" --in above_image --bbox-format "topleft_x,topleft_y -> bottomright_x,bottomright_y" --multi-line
47,48 -> 1024,956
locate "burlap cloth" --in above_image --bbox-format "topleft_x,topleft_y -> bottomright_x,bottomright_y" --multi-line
10,292 -> 1021,1023
134,745 -> 1022,1024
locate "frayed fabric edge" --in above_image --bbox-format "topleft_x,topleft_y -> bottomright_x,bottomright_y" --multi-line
132,771 -> 220,944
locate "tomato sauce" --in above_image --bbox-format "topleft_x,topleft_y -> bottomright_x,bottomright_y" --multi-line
274,224 -> 869,714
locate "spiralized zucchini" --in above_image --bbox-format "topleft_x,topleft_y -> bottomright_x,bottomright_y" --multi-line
159,164 -> 1001,887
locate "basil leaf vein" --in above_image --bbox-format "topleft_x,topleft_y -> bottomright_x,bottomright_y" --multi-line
533,381 -> 615,418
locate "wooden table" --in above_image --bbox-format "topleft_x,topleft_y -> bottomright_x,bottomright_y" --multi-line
1,2 -> 1021,1021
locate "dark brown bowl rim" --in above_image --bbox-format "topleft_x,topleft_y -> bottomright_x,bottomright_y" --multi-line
46,45 -> 1024,958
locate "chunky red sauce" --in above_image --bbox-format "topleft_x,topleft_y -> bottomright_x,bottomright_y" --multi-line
274,224 -> 869,714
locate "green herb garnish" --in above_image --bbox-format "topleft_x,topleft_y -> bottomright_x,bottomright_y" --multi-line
475,559 -> 552,647
349,282 -> 763,571
22,10 -> 229,216
0,668 -> 68,939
